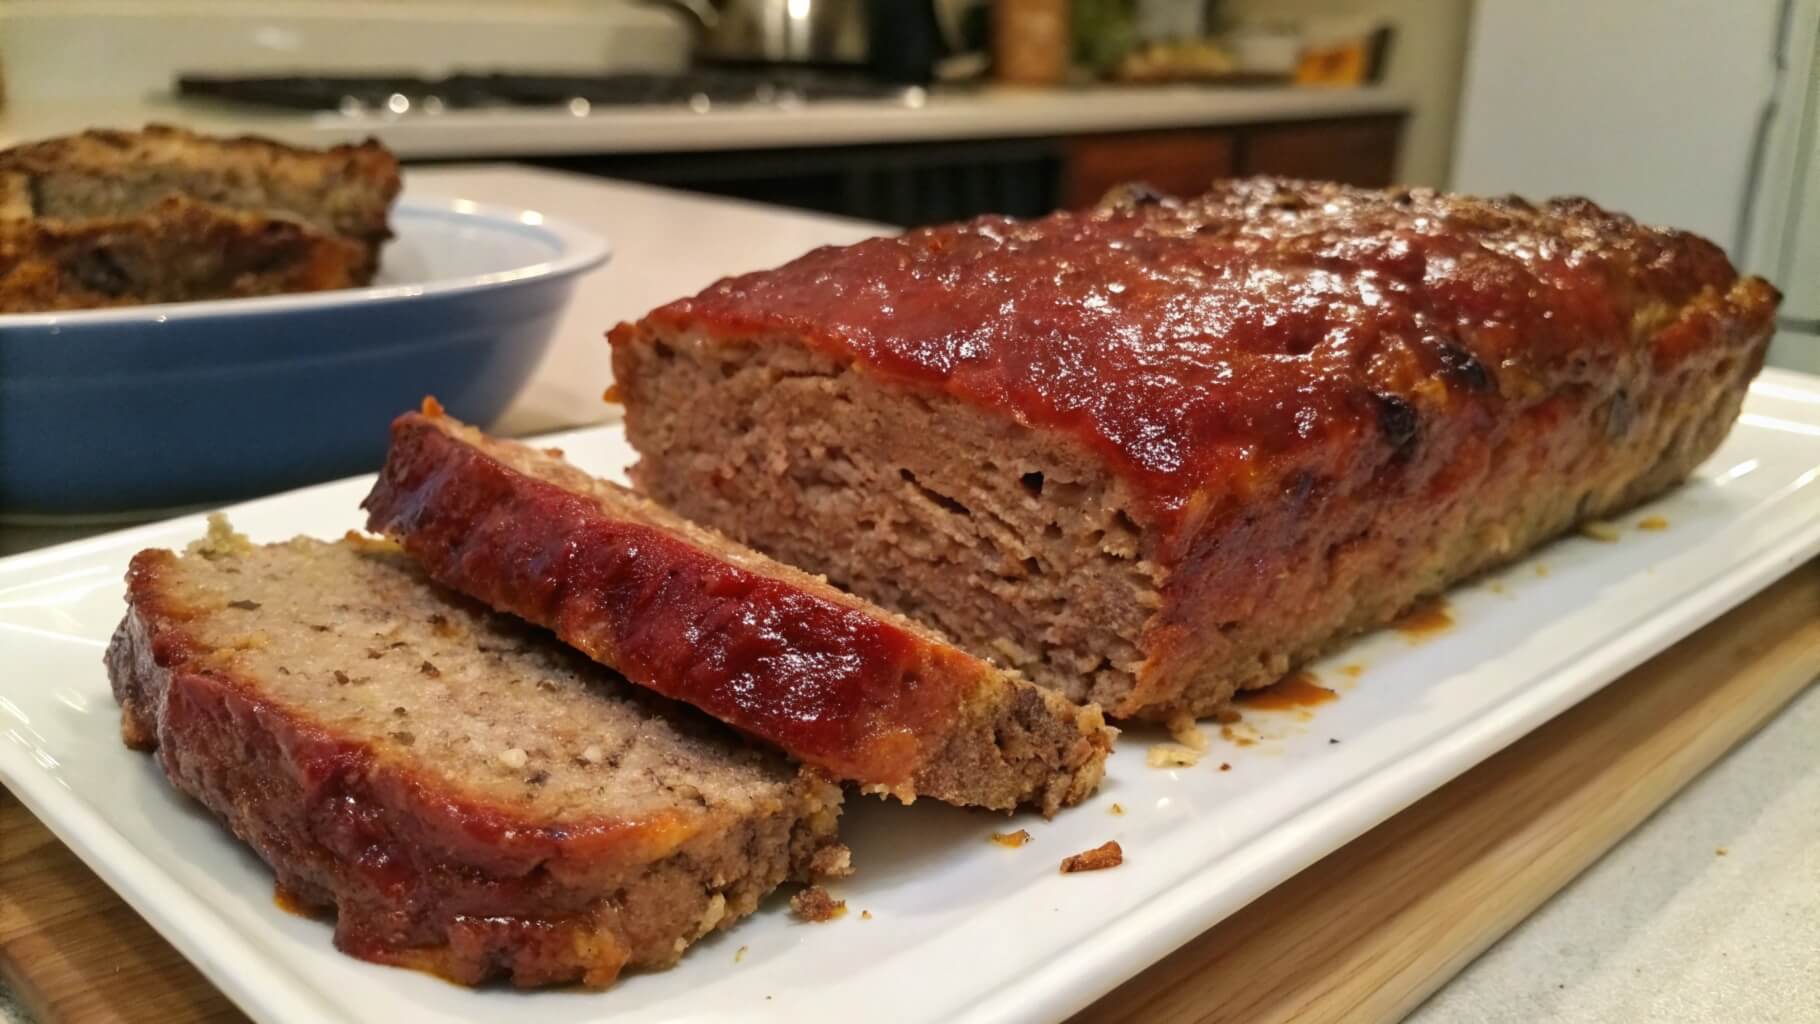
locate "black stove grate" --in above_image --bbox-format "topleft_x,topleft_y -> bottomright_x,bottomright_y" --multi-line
177,71 -> 907,113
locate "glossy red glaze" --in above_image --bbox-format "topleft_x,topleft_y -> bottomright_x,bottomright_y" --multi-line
363,415 -> 974,786
620,178 -> 1772,536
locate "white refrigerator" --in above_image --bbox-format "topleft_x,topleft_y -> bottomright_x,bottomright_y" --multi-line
1452,0 -> 1820,375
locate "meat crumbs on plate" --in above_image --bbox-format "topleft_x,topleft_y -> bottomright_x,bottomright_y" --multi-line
1061,841 -> 1124,874
790,886 -> 847,922
991,829 -> 1032,848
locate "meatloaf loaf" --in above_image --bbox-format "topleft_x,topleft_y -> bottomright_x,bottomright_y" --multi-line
362,408 -> 1113,816
608,177 -> 1781,720
1,124 -> 399,280
1,195 -> 365,313
109,517 -> 847,988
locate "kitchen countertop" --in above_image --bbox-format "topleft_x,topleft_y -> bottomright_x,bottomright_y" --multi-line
1,165 -> 1811,1022
415,165 -> 885,436
0,83 -> 1407,158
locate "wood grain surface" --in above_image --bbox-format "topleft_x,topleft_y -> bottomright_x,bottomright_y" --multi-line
5,561 -> 1817,1024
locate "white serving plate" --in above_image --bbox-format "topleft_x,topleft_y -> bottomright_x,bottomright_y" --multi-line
5,370 -> 1820,1024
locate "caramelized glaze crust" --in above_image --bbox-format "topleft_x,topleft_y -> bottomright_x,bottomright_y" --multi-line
619,178 -> 1779,547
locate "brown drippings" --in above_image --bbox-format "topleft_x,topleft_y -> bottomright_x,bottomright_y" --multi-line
1638,515 -> 1669,531
1339,663 -> 1364,680
273,884 -> 330,921
1219,725 -> 1257,748
1392,597 -> 1454,639
1236,671 -> 1339,711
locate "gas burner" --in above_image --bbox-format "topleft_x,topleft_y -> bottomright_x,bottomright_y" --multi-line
176,71 -> 910,114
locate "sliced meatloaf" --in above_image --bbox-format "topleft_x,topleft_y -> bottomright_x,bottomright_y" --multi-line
1,123 -> 399,280
607,177 -> 1781,720
362,408 -> 1113,816
108,517 -> 847,988
1,195 -> 364,313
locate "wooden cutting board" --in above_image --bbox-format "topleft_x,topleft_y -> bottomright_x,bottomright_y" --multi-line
5,561 -> 1818,1024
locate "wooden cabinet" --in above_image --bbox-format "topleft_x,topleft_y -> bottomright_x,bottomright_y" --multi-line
1062,114 -> 1405,209
545,114 -> 1406,226
1065,129 -> 1236,208
1235,115 -> 1402,188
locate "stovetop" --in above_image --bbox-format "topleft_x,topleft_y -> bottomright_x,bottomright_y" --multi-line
177,71 -> 920,116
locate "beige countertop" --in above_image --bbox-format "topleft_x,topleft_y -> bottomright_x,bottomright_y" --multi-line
0,84 -> 1407,159
401,164 -> 884,436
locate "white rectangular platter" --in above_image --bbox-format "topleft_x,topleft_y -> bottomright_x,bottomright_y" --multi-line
5,368 -> 1820,1024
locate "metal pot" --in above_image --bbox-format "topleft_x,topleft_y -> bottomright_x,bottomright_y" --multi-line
649,0 -> 870,65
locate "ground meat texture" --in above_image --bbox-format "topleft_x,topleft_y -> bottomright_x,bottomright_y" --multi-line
608,177 -> 1779,720
362,410 -> 1114,816
106,518 -> 848,989
789,886 -> 847,922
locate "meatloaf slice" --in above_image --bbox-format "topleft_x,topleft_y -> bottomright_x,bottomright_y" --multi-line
362,408 -> 1113,816
108,517 -> 847,989
608,177 -> 1781,720
1,123 -> 399,280
0,195 -> 365,313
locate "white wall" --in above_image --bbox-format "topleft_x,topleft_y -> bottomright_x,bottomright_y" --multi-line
1451,0 -> 1783,252
0,0 -> 689,102
1221,0 -> 1472,188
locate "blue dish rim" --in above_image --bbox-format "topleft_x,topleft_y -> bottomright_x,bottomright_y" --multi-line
0,195 -> 613,329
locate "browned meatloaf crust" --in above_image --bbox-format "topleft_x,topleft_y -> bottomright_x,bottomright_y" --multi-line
608,177 -> 1781,720
108,518 -> 847,988
362,409 -> 1113,816
1,123 -> 399,280
0,195 -> 365,313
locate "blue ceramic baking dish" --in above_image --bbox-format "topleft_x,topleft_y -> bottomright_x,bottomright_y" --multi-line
0,196 -> 609,518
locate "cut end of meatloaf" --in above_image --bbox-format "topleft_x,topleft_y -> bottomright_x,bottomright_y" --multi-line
608,177 -> 1778,721
361,409 -> 1113,816
0,195 -> 365,313
107,516 -> 847,989
0,123 -> 400,279
609,335 -> 1163,716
